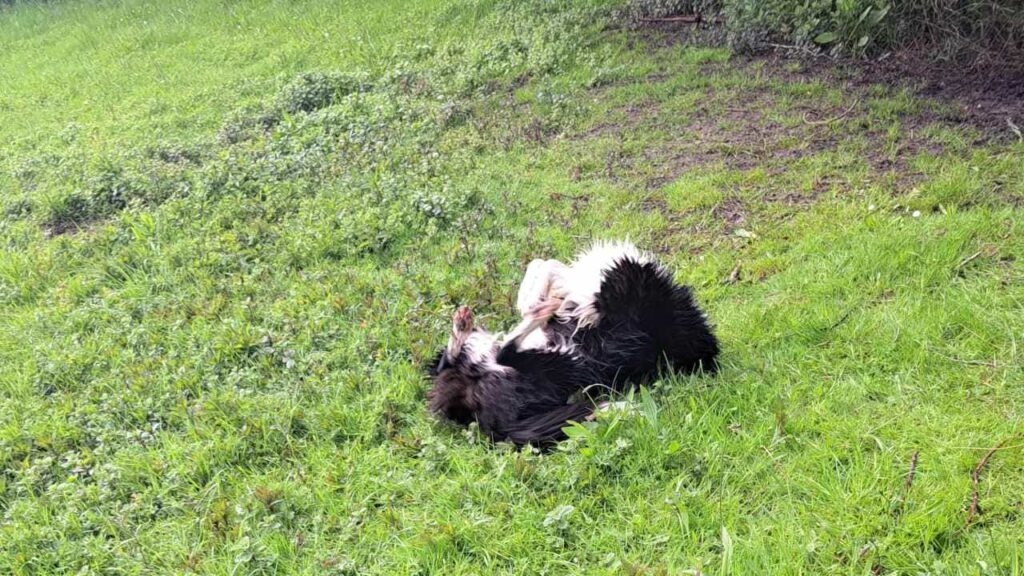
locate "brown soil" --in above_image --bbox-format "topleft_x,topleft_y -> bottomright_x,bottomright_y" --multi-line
572,21 -> 1024,201
577,85 -> 930,195
635,20 -> 1024,142
858,53 -> 1024,140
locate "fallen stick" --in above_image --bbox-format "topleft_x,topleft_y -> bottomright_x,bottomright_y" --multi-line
955,250 -> 983,271
966,434 -> 1020,527
803,98 -> 860,126
767,43 -> 822,58
927,346 -> 997,368
640,15 -> 701,23
724,261 -> 742,285
904,450 -> 920,492
1008,117 -> 1023,142
893,450 -> 920,517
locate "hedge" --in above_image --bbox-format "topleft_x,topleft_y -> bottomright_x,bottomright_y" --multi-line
626,0 -> 1024,61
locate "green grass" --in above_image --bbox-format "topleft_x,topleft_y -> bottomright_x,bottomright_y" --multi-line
1,0 -> 1023,574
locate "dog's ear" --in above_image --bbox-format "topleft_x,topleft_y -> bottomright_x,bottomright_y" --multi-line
424,348 -> 447,377
427,371 -> 477,425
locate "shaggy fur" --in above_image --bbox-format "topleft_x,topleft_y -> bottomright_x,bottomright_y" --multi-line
426,316 -> 595,444
547,251 -> 719,384
426,241 -> 718,445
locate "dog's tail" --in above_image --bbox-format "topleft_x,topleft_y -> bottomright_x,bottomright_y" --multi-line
503,402 -> 595,446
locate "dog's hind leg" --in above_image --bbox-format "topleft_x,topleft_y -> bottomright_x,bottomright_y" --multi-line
504,258 -> 569,352
501,297 -> 563,354
516,258 -> 568,317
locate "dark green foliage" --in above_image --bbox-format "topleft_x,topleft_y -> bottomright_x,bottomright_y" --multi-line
722,0 -> 892,56
619,0 -> 719,21
627,0 -> 1024,60
887,0 -> 1024,61
276,71 -> 370,114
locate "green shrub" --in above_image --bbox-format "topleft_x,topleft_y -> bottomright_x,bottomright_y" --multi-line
724,0 -> 891,56
621,0 -> 719,20
625,0 -> 1024,61
886,0 -> 1024,62
275,71 -> 370,114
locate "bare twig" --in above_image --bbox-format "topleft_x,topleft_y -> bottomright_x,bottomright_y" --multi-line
639,15 -> 702,23
955,250 -> 983,271
893,450 -> 920,517
803,99 -> 861,126
827,306 -> 857,331
724,261 -> 742,285
927,346 -> 997,368
767,43 -> 823,58
966,434 -> 1020,527
1008,118 -> 1023,143
904,450 -> 920,492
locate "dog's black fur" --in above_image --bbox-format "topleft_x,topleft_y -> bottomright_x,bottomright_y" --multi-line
427,346 -> 597,444
426,246 -> 718,446
543,257 -> 719,388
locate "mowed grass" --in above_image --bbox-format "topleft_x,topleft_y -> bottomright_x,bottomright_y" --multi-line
1,0 -> 1023,574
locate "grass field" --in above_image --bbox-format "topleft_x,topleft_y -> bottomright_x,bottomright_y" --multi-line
1,0 -> 1023,573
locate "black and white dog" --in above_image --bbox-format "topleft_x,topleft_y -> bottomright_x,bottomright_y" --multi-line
427,241 -> 718,445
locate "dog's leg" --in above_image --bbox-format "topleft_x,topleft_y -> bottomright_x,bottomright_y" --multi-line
501,298 -> 562,354
506,258 -> 569,352
446,306 -> 474,358
516,259 -> 568,318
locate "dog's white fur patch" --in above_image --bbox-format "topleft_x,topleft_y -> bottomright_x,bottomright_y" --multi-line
517,327 -> 551,351
499,239 -> 652,354
462,330 -> 510,373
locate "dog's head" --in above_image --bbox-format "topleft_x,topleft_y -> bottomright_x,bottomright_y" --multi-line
426,367 -> 479,425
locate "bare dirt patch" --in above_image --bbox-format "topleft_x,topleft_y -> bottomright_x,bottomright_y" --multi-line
575,85 -> 874,193
711,197 -> 746,225
565,22 -> 1024,251
633,21 -> 1024,143
869,55 -> 1024,141
572,24 -> 1023,200
750,53 -> 1022,144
